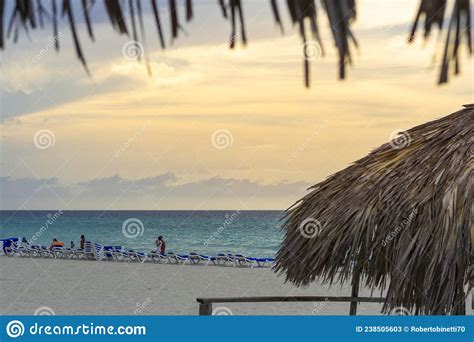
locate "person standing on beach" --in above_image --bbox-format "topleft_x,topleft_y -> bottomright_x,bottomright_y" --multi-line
156,236 -> 166,254
49,238 -> 64,250
80,235 -> 85,250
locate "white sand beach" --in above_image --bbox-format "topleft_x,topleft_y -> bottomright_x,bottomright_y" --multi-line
0,257 -> 386,315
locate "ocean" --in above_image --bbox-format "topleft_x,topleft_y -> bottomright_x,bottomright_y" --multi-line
0,210 -> 284,257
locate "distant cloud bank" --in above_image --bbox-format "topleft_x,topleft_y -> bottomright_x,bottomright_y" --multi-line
0,174 -> 312,210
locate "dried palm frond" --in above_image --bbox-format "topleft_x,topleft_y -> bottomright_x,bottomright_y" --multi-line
219,0 -> 247,48
275,105 -> 474,315
270,0 -> 284,34
409,0 -> 472,84
104,0 -> 128,34
150,0 -> 165,49
0,0 -> 471,86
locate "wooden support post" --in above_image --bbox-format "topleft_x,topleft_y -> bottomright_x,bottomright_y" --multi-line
465,283 -> 472,315
350,268 -> 361,316
199,302 -> 212,316
457,294 -> 466,314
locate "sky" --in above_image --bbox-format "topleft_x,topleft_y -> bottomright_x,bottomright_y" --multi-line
1,0 -> 473,210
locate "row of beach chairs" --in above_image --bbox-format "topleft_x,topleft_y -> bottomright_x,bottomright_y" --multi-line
0,238 -> 275,268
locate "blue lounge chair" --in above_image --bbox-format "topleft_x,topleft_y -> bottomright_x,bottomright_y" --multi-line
150,251 -> 168,263
69,247 -> 86,259
167,252 -> 191,264
188,253 -> 217,266
244,257 -> 274,268
198,254 -> 217,266
84,241 -> 104,260
3,238 -> 22,256
133,251 -> 148,263
51,246 -> 66,258
36,245 -> 55,258
216,253 -> 230,266
102,246 -> 117,261
1,238 -> 19,255
24,245 -> 41,257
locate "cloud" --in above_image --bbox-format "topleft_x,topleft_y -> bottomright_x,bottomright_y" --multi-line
0,174 -> 312,210
0,176 -> 71,209
0,0 -> 428,121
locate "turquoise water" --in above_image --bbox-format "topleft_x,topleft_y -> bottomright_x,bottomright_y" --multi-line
0,211 -> 284,257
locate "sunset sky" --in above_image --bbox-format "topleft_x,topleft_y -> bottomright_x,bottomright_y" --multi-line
1,0 -> 472,210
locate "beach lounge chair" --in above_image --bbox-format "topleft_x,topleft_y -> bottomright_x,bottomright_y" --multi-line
51,246 -> 67,258
35,245 -> 55,258
130,250 -> 148,263
177,254 -> 191,264
188,253 -> 217,266
84,241 -> 94,259
6,241 -> 30,257
230,254 -> 275,268
150,251 -> 169,263
107,246 -> 124,260
3,239 -> 22,256
83,241 -> 104,260
198,254 -> 217,266
149,250 -> 159,262
112,247 -> 132,262
93,245 -> 124,261
117,249 -> 147,263
262,258 -> 275,267
102,246 -> 118,261
166,252 -> 178,264
167,252 -> 191,264
243,257 -> 275,268
216,253 -> 230,266
57,246 -> 77,259
189,253 -> 203,265
158,252 -> 169,263
1,238 -> 18,255
124,250 -> 138,262
24,245 -> 40,257
232,254 -> 250,267
5,242 -> 18,256
189,253 -> 200,264
223,253 -> 249,267
69,248 -> 86,259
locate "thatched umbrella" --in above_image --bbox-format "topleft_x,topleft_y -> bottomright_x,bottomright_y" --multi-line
275,104 -> 473,315
1,0 -> 471,86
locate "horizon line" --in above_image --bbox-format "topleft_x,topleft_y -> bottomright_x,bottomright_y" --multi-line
0,209 -> 286,212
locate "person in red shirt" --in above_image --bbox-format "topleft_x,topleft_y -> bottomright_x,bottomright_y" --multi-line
155,236 -> 166,254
